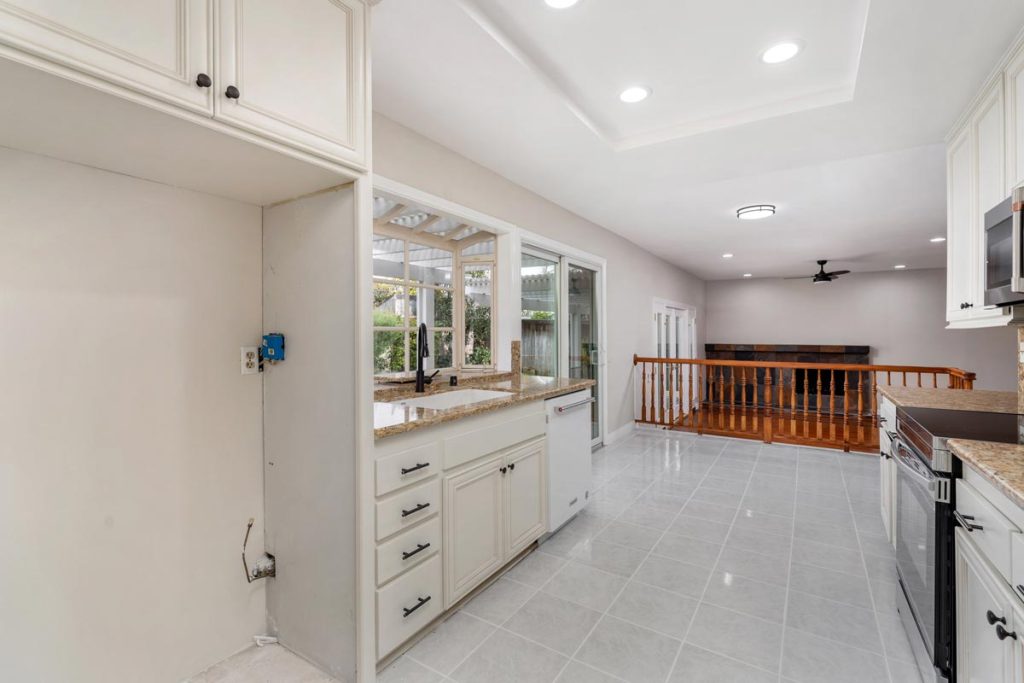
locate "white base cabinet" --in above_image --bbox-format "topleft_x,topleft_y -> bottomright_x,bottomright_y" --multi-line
956,529 -> 1017,683
878,396 -> 897,546
444,437 -> 546,607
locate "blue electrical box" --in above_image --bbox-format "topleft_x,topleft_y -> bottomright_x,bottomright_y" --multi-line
261,333 -> 285,362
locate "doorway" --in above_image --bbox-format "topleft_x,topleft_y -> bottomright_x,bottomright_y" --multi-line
653,300 -> 696,417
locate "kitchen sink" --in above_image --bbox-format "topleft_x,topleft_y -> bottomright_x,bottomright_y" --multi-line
395,389 -> 513,411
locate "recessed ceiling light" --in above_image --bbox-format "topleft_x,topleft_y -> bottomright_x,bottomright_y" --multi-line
762,42 -> 801,64
619,86 -> 651,103
894,264 -> 907,270
545,0 -> 579,7
736,204 -> 776,220
722,253 -> 734,259
743,273 -> 753,278
930,236 -> 946,243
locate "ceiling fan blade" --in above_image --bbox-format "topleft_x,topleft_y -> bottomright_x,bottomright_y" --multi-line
826,270 -> 851,276
783,275 -> 812,280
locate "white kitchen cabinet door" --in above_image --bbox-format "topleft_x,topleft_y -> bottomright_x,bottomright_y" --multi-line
215,0 -> 367,168
1006,41 -> 1024,192
505,441 -> 546,557
444,457 -> 504,606
879,454 -> 895,545
971,78 -> 1010,324
0,0 -> 213,113
947,124 -> 976,323
956,529 -> 1015,683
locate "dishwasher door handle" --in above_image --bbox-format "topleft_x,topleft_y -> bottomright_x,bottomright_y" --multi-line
555,397 -> 595,414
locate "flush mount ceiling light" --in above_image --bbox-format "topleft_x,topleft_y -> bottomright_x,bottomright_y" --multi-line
619,86 -> 651,103
545,0 -> 579,7
894,264 -> 907,270
736,204 -> 776,220
761,42 -> 801,64
930,236 -> 947,243
722,253 -> 734,259
743,273 -> 753,278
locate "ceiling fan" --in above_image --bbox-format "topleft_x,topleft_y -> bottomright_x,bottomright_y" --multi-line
786,260 -> 851,283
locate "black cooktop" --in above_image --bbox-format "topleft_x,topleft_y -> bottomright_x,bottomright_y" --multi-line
900,406 -> 1024,444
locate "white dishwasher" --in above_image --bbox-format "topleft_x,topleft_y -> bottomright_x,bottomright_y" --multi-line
544,389 -> 593,533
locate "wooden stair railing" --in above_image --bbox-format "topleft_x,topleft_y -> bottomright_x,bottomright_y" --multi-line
633,356 -> 975,452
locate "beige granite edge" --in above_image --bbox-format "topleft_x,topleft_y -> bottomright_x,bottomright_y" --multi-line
877,385 -> 1019,414
374,378 -> 595,440
373,372 -> 513,402
948,438 -> 1024,510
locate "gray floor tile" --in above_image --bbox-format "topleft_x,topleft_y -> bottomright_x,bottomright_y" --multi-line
689,487 -> 742,508
781,626 -> 889,683
702,570 -> 788,622
700,475 -> 749,494
542,561 -> 626,612
886,656 -> 924,683
680,500 -> 737,525
575,615 -> 681,683
461,578 -> 536,625
877,611 -> 919,663
669,644 -> 777,683
793,518 -> 861,551
714,545 -> 791,587
408,612 -> 496,675
668,515 -> 732,545
634,489 -> 690,511
608,580 -> 698,638
789,562 -> 873,609
652,531 -> 722,568
633,554 -> 711,598
731,508 -> 794,536
790,536 -> 865,577
505,551 -> 567,588
503,593 -> 602,656
594,521 -> 665,552
785,590 -> 883,653
378,657 -> 444,683
794,502 -> 855,529
617,502 -> 678,531
686,603 -> 783,673
857,531 -> 896,559
450,630 -> 567,683
569,539 -> 648,577
725,525 -> 792,559
555,661 -> 622,683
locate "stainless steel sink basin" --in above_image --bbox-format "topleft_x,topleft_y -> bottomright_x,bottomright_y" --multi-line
395,389 -> 512,411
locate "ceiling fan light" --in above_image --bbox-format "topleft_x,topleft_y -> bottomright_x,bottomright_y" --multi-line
737,204 -> 776,220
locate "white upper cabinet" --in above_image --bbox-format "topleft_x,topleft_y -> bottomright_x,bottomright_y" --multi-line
215,0 -> 366,167
1006,40 -> 1024,191
947,124 -> 975,323
0,0 -> 213,113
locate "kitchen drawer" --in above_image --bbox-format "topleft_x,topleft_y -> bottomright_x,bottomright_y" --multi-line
376,516 -> 441,586
376,479 -> 441,541
957,479 -> 1020,581
443,412 -> 546,470
377,554 -> 442,658
1012,534 -> 1024,601
376,442 -> 440,496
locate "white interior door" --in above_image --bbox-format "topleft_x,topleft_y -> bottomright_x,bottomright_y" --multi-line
653,302 -> 695,419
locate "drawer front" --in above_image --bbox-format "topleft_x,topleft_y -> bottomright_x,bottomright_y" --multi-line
957,479 -> 1020,581
376,479 -> 441,541
376,442 -> 440,496
1012,534 -> 1024,601
377,554 -> 443,658
376,516 -> 442,586
443,412 -> 546,470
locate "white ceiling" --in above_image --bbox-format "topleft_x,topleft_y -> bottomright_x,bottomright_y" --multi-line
372,0 -> 1024,280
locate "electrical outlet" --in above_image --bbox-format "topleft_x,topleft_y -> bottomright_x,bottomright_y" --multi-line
241,347 -> 259,375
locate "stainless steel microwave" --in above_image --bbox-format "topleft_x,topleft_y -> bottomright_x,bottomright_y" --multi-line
984,186 -> 1024,307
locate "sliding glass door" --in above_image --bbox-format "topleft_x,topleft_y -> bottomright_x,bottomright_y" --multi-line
568,263 -> 600,442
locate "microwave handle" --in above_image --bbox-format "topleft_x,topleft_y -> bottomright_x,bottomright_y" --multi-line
1014,193 -> 1024,292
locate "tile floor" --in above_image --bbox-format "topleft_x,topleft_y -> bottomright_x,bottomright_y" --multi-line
379,430 -> 922,683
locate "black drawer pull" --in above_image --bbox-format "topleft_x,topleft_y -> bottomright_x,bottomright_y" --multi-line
988,610 -> 1007,626
403,595 -> 431,618
402,542 -> 431,560
997,624 -> 1018,641
1016,584 -> 1024,599
954,510 -> 983,532
401,462 -> 430,475
401,502 -> 430,518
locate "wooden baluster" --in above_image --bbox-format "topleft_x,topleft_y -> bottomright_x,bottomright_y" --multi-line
857,370 -> 864,421
641,362 -> 648,422
916,372 -> 922,388
871,371 -> 878,426
803,369 -> 810,417
687,364 -> 694,427
764,367 -> 773,443
698,366 -> 705,434
790,369 -> 797,414
932,372 -> 937,388
649,363 -> 656,424
816,370 -> 823,418
668,363 -> 675,426
901,371 -> 907,387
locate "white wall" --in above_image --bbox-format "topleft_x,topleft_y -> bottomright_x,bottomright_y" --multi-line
373,114 -> 706,436
706,268 -> 1017,391
0,147 -> 266,682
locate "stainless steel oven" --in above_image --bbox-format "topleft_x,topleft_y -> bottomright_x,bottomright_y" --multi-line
892,432 -> 955,683
984,187 -> 1024,307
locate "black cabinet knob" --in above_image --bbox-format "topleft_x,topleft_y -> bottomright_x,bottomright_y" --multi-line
987,610 -> 1007,626
508,462 -> 516,471
196,73 -> 212,88
996,624 -> 1018,641
225,85 -> 240,99
499,466 -> 507,474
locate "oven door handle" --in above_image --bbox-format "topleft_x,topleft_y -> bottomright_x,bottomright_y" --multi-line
891,436 -> 936,488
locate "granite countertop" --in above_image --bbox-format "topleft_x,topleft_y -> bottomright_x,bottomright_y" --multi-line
878,386 -> 1018,414
374,375 -> 595,439
949,438 -> 1024,510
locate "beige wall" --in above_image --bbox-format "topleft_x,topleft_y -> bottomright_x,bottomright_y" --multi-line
373,114 -> 706,436
706,268 -> 1017,391
0,147 -> 266,682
